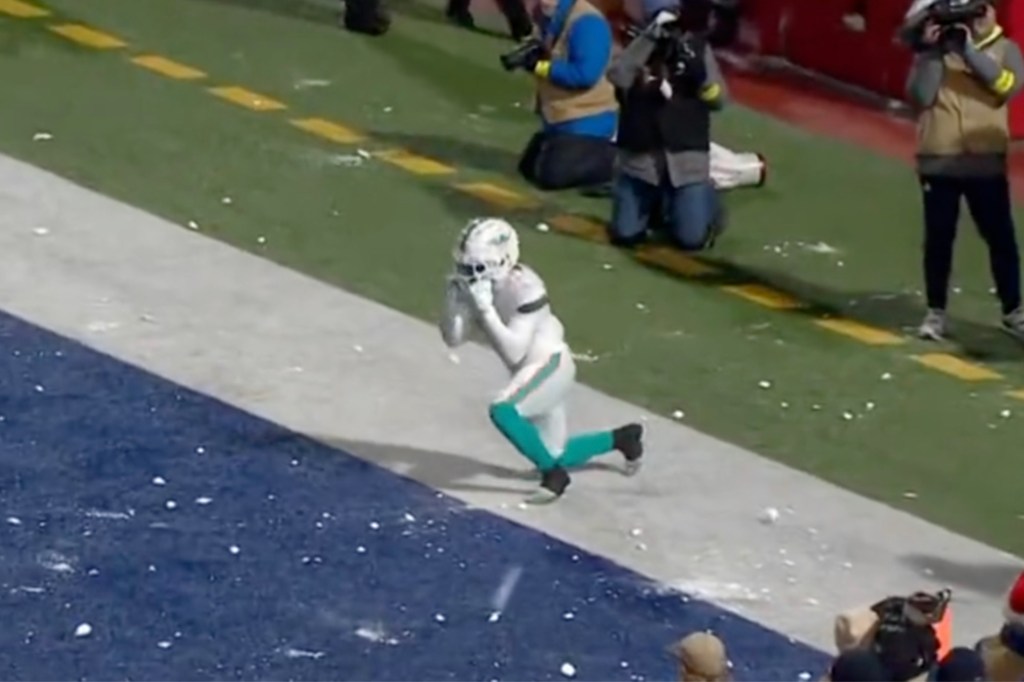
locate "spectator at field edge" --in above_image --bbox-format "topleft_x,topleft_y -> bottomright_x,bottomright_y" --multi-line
670,631 -> 730,681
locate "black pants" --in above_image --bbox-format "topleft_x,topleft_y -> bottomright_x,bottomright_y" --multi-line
446,0 -> 531,39
343,0 -> 391,35
518,131 -> 615,191
921,174 -> 1022,314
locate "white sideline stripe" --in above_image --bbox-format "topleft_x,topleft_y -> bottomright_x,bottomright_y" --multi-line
0,154 -> 1017,651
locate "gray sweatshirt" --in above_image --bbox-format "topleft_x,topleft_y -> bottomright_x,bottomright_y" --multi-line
608,31 -> 727,188
906,33 -> 1024,176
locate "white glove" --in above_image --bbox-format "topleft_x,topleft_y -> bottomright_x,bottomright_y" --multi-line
652,9 -> 677,26
643,10 -> 677,39
467,278 -> 495,312
659,78 -> 674,100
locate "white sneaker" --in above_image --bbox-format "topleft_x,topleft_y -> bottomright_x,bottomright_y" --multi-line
918,308 -> 947,341
1002,307 -> 1024,341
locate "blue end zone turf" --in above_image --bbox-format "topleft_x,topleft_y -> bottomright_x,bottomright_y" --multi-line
0,309 -> 828,681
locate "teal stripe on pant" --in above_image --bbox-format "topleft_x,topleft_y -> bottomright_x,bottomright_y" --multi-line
508,353 -> 561,405
489,402 -> 557,471
556,431 -> 614,468
489,403 -> 616,472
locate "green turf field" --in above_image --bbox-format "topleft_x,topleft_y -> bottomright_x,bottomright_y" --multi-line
2,0 -> 1024,554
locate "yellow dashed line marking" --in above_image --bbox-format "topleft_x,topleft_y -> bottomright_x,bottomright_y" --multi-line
290,117 -> 365,144
130,55 -> 206,80
815,318 -> 905,346
548,214 -> 608,244
376,149 -> 455,175
721,284 -> 806,310
635,244 -> 720,277
0,0 -> 49,18
454,182 -> 538,210
912,353 -> 1003,381
22,14 -> 1024,392
208,86 -> 286,112
49,23 -> 126,49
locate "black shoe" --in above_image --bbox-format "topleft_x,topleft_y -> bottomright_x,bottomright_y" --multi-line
343,1 -> 392,35
507,15 -> 533,41
510,24 -> 533,41
613,423 -> 644,475
445,5 -> 475,28
525,466 -> 570,504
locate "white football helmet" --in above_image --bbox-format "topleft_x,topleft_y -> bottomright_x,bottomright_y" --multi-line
452,217 -> 520,283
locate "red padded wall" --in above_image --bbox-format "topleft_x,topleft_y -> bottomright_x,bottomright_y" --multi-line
736,0 -> 1024,137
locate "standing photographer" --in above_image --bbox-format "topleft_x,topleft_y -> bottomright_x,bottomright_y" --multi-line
604,0 -> 728,251
904,0 -> 1024,340
502,0 -> 619,191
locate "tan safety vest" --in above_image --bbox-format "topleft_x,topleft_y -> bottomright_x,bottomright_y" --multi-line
535,0 -> 617,124
918,31 -> 1010,156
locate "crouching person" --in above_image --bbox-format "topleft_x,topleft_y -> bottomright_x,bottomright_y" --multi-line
832,589 -> 951,681
605,0 -> 727,250
506,0 -> 619,191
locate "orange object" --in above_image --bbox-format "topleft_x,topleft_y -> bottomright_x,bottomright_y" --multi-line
934,607 -> 953,660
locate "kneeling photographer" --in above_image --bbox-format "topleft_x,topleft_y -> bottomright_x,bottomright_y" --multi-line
501,0 -> 618,191
605,0 -> 728,251
903,0 -> 1024,341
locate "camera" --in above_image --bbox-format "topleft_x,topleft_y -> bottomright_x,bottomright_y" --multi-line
634,13 -> 705,83
625,0 -> 739,47
926,0 -> 988,25
901,0 -> 990,50
500,38 -> 544,71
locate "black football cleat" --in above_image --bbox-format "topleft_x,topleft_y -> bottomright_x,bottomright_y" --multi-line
525,466 -> 570,504
613,423 -> 644,476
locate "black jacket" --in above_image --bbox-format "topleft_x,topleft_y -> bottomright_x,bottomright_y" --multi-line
615,35 -> 710,154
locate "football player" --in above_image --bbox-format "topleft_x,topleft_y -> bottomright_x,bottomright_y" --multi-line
440,217 -> 644,503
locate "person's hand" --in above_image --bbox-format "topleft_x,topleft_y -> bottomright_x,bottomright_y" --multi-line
643,9 -> 677,39
467,278 -> 495,312
920,19 -> 942,45
525,52 -> 545,74
652,10 -> 677,27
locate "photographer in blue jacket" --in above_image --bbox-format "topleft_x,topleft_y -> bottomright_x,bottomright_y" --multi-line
500,0 -> 618,191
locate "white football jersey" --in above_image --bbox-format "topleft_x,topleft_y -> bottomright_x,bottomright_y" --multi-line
490,264 -> 567,371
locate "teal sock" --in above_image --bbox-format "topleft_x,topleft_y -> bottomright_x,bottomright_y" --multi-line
489,402 -> 557,471
556,430 -> 615,468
